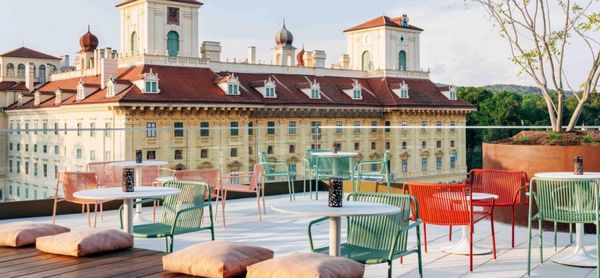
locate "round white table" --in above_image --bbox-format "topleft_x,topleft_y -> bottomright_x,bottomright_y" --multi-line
74,186 -> 180,234
311,152 -> 358,177
271,201 -> 401,256
111,161 -> 167,221
535,172 -> 600,267
441,192 -> 499,255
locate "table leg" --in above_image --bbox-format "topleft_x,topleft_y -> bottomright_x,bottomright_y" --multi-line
332,159 -> 338,177
441,225 -> 492,255
329,216 -> 342,256
135,167 -> 143,215
552,223 -> 597,267
123,199 -> 133,234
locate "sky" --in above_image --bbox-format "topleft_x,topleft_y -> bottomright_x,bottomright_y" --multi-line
0,0 -> 593,87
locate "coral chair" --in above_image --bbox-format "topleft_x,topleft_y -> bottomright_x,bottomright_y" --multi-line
52,172 -> 101,227
218,164 -> 264,227
468,169 -> 529,248
406,182 -> 496,272
86,161 -> 125,188
174,168 -> 223,223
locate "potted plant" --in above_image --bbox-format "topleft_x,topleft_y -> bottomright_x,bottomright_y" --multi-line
473,0 -> 600,227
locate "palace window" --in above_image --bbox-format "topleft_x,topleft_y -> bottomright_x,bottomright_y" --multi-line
248,122 -> 254,136
288,121 -> 297,135
402,160 -> 408,173
354,142 -> 360,151
371,121 -> 377,133
421,158 -> 428,172
263,78 -> 277,98
450,155 -> 457,169
225,74 -> 240,95
289,145 -> 295,154
130,32 -> 138,55
401,121 -> 408,133
39,65 -> 47,83
76,149 -> 82,159
43,164 -> 48,177
386,141 -> 391,150
451,140 -> 455,148
174,122 -> 184,137
450,121 -> 456,132
146,122 -> 157,138
90,123 -> 95,137
421,121 -> 428,132
200,122 -> 209,137
393,80 -> 410,99
436,121 -> 442,132
402,142 -> 407,150
90,150 -> 96,161
361,51 -> 372,71
107,79 -> 116,97
385,121 -> 391,132
17,64 -> 25,77
6,63 -> 14,77
398,50 -> 407,70
200,149 -> 208,159
267,121 -> 276,135
371,142 -> 376,150
336,121 -> 343,134
436,157 -> 442,171
422,141 -> 427,149
230,122 -> 239,136
230,148 -> 238,157
174,150 -> 183,160
147,150 -> 156,160
308,81 -> 321,99
167,31 -> 180,57
351,80 -> 362,100
142,69 -> 160,94
437,141 -> 442,148
265,87 -> 276,98
354,121 -> 361,134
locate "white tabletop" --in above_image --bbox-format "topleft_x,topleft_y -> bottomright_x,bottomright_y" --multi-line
311,152 -> 359,158
535,172 -> 600,179
74,186 -> 180,200
111,161 -> 168,167
471,192 -> 499,200
271,201 -> 401,217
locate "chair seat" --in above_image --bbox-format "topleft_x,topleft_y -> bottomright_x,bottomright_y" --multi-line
313,244 -> 402,265
221,184 -> 253,193
132,223 -> 206,238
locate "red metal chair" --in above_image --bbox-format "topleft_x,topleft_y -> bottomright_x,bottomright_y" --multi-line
52,172 -> 101,227
174,168 -> 223,223
468,169 -> 528,248
406,182 -> 496,272
218,164 -> 264,227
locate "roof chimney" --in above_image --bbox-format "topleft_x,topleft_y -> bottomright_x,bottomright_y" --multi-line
247,46 -> 256,64
25,63 -> 35,92
100,58 -> 118,89
313,50 -> 326,68
200,41 -> 222,62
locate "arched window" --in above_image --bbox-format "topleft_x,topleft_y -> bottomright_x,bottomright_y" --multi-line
39,65 -> 47,83
167,31 -> 179,57
399,51 -> 407,70
6,63 -> 14,77
361,51 -> 372,71
131,32 -> 138,55
17,64 -> 25,77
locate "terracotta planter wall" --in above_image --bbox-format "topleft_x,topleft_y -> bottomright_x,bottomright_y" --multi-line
483,143 -> 600,230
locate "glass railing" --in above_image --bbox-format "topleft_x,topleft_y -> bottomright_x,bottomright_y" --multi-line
0,125 -> 593,203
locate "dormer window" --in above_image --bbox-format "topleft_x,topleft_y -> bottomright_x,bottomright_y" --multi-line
226,74 -> 240,95
107,79 -> 116,97
450,90 -> 457,100
310,86 -> 320,99
440,86 -> 458,100
264,77 -> 277,98
392,80 -> 410,99
141,69 -> 160,94
76,81 -> 85,100
352,80 -> 362,100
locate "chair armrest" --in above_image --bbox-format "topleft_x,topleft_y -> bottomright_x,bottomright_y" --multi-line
389,219 -> 422,259
308,217 -> 330,251
171,206 -> 206,234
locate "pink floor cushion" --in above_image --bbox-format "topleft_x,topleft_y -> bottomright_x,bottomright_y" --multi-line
36,229 -> 133,257
246,252 -> 365,278
162,240 -> 274,278
0,221 -> 70,247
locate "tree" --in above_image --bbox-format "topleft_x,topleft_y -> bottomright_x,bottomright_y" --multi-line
474,0 -> 600,132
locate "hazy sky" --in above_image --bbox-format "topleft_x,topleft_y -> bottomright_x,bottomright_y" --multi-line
0,0 -> 592,87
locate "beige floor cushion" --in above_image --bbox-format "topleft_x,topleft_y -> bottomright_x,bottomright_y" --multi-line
0,221 -> 70,247
163,240 -> 274,278
36,229 -> 133,257
246,252 -> 365,278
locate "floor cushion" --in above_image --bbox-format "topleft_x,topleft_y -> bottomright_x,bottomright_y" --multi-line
0,221 -> 70,247
36,229 -> 133,257
162,240 -> 274,278
246,252 -> 365,278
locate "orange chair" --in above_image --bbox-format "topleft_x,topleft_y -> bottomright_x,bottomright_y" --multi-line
468,169 -> 528,248
218,164 -> 264,227
52,172 -> 101,227
86,161 -> 125,188
406,182 -> 496,272
174,168 -> 223,223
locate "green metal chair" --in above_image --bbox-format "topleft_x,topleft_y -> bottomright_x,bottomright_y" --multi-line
308,192 -> 423,278
527,177 -> 599,276
258,152 -> 295,201
302,149 -> 330,200
119,180 -> 215,253
352,150 -> 392,193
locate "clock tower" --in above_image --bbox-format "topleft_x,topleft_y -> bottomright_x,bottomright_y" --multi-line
344,14 -> 422,72
116,0 -> 202,58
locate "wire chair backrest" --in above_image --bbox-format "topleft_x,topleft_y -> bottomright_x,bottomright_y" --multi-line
346,192 -> 415,253
86,161 -> 125,187
141,165 -> 161,186
530,177 -> 599,224
57,172 -> 98,203
406,183 -> 471,226
470,169 -> 528,206
160,180 -> 209,230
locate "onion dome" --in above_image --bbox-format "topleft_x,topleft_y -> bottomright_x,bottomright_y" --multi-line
296,46 -> 305,67
275,20 -> 294,48
80,26 -> 99,52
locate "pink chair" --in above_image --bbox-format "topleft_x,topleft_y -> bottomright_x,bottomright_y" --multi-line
174,168 -> 223,223
52,172 -> 101,227
218,164 -> 264,227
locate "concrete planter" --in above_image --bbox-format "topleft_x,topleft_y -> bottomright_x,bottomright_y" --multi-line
483,143 -> 600,230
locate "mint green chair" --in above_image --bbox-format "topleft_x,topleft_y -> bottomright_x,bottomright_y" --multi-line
119,180 -> 215,252
258,152 -> 295,201
302,149 -> 330,200
352,150 -> 391,193
527,177 -> 599,276
308,192 -> 423,278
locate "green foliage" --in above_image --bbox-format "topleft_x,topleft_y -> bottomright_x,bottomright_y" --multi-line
583,134 -> 594,144
547,132 -> 562,141
513,135 -> 530,144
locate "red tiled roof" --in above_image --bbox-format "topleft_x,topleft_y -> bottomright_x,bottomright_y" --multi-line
0,47 -> 60,60
344,16 -> 423,33
0,81 -> 29,92
116,0 -> 202,7
7,65 -> 474,110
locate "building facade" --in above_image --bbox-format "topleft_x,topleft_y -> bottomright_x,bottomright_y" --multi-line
1,0 -> 473,201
